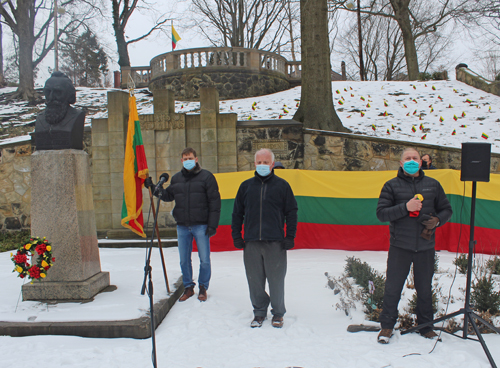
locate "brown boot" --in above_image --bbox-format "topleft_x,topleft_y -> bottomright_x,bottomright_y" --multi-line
377,328 -> 393,344
421,330 -> 438,339
179,286 -> 194,302
198,286 -> 207,301
271,315 -> 284,328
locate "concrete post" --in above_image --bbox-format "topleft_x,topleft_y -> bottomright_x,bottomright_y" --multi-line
200,87 -> 219,173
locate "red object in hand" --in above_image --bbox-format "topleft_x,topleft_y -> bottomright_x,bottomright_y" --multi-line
409,194 -> 424,217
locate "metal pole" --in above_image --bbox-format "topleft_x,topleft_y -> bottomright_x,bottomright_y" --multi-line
357,0 -> 364,81
54,0 -> 58,71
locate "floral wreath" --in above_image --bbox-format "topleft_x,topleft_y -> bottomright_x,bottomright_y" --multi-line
11,236 -> 55,281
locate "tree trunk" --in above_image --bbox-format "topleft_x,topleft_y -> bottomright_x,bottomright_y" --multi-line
16,0 -> 36,101
293,0 -> 348,132
0,15 -> 4,87
390,0 -> 419,80
114,27 -> 130,67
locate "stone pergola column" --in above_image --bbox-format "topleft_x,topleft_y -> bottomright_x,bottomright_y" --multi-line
199,87 -> 219,173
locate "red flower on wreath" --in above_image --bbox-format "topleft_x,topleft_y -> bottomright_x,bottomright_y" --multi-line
36,243 -> 47,255
29,265 -> 41,279
11,236 -> 54,282
13,253 -> 27,264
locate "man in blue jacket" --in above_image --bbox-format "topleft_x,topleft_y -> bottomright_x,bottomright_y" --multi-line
376,147 -> 452,343
232,148 -> 298,328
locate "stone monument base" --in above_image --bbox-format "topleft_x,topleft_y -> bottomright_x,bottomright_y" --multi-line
22,271 -> 110,301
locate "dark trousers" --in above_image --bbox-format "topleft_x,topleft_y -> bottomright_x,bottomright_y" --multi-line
243,241 -> 287,318
380,246 -> 435,334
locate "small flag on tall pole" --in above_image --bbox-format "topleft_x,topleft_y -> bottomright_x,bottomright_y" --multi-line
172,21 -> 181,50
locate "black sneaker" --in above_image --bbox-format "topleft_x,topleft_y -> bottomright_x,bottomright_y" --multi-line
250,316 -> 265,328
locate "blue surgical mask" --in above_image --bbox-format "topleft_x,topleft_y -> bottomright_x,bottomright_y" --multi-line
403,160 -> 420,175
183,159 -> 196,170
256,164 -> 271,176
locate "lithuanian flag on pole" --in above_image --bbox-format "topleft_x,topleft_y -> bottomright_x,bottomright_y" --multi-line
172,25 -> 181,50
121,96 -> 149,237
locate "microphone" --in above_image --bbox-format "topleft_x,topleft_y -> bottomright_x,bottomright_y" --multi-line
153,173 -> 170,194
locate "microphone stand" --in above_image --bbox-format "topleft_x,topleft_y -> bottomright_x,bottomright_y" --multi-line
140,186 -> 164,368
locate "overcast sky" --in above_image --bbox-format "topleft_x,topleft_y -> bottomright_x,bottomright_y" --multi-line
1,0 -> 493,86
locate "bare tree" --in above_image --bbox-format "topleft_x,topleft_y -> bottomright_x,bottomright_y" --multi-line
330,0 -> 476,80
294,0 -> 348,132
111,0 -> 171,67
0,0 -> 100,101
0,14 -> 4,87
189,0 -> 289,51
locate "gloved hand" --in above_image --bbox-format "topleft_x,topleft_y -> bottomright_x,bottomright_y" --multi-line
233,238 -> 245,249
144,177 -> 154,189
283,237 -> 294,250
205,227 -> 216,237
420,228 -> 435,240
152,187 -> 165,198
422,216 -> 440,229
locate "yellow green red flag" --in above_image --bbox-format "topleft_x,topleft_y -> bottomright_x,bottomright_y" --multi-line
172,25 -> 181,50
121,96 -> 149,237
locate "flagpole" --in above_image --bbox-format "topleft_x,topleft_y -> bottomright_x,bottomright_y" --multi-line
171,20 -> 173,51
148,187 -> 171,294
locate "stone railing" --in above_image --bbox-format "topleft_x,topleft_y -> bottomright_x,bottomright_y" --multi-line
456,65 -> 500,97
118,47 -> 304,88
150,47 -> 289,79
121,66 -> 152,89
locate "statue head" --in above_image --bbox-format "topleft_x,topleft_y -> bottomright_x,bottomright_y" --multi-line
44,71 -> 76,125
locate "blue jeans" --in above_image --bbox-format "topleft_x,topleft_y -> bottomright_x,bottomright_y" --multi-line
176,224 -> 211,289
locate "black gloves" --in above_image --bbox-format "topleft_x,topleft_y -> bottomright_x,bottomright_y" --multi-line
206,227 -> 217,237
283,237 -> 295,250
234,238 -> 245,249
152,187 -> 165,198
144,177 -> 154,189
422,216 -> 440,229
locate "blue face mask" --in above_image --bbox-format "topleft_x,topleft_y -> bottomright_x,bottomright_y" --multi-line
183,159 -> 196,171
403,160 -> 420,175
256,164 -> 271,176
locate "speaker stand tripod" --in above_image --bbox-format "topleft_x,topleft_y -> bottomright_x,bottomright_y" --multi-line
401,181 -> 500,368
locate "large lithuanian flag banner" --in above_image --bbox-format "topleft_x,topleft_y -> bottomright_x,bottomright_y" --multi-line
121,96 -> 149,237
210,169 -> 500,255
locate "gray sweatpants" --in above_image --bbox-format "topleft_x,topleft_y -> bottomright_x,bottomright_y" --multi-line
243,241 -> 287,318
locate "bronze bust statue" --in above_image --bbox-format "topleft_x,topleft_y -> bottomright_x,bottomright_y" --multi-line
34,71 -> 85,150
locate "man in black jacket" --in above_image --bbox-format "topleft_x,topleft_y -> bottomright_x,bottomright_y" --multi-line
232,148 -> 298,328
376,147 -> 452,344
153,147 -> 221,302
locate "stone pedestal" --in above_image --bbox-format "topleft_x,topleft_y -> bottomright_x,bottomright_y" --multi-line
23,150 -> 109,301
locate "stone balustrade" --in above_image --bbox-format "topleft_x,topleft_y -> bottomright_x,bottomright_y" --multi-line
120,66 -> 152,89
150,47 -> 289,77
120,47 -> 304,91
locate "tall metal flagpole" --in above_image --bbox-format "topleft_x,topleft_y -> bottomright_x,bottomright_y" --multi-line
54,0 -> 58,71
171,20 -> 173,51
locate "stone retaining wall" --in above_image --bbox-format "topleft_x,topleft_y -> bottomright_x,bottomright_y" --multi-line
149,69 -> 290,101
2,88 -> 500,233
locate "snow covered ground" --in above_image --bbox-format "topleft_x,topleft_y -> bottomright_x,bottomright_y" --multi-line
1,79 -> 500,153
1,247 -> 499,368
1,79 -> 500,367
